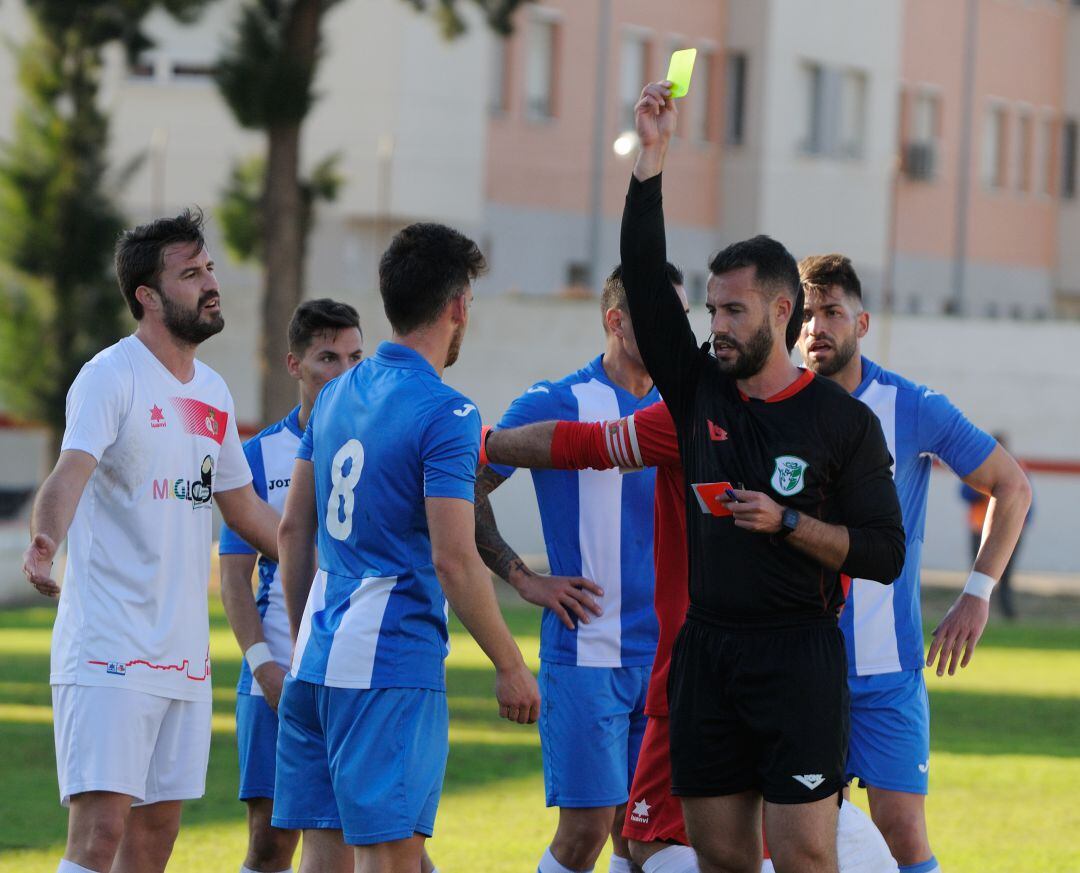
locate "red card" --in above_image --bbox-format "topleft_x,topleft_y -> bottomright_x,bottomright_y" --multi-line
691,481 -> 735,517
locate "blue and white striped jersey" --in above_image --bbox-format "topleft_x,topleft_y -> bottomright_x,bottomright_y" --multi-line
843,357 -> 996,676
219,406 -> 303,697
490,355 -> 660,668
291,342 -> 480,690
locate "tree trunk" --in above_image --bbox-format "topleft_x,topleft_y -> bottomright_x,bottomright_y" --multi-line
259,123 -> 304,425
256,0 -> 325,426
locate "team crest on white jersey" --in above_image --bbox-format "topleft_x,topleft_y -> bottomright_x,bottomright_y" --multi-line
771,455 -> 809,496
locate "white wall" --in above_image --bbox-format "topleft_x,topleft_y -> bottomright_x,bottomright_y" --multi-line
754,0 -> 902,302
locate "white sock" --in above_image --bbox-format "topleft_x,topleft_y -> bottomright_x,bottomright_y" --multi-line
838,800 -> 900,872
240,867 -> 293,873
641,845 -> 699,873
609,855 -> 633,873
538,846 -> 591,873
58,862 -> 100,873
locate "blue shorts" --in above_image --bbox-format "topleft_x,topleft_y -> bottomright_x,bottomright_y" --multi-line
236,691 -> 278,800
271,677 -> 448,844
846,669 -> 930,795
539,661 -> 650,808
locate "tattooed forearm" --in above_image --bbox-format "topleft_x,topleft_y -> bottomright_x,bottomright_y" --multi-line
474,465 -> 533,586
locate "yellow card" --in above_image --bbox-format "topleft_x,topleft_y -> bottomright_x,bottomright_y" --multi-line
666,48 -> 697,98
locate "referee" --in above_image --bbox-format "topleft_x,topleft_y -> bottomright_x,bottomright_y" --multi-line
621,82 -> 906,873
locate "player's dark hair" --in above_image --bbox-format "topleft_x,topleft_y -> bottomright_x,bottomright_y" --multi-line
602,262 -> 685,318
114,208 -> 206,320
379,223 -> 487,334
708,235 -> 800,302
785,283 -> 804,353
798,253 -> 863,302
288,298 -> 362,356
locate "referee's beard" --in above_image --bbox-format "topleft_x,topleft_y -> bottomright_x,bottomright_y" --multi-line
713,315 -> 773,380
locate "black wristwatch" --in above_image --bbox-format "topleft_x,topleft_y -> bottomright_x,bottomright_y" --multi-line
776,508 -> 800,539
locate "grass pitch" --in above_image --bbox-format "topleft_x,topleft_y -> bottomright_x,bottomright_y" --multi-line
0,589 -> 1077,871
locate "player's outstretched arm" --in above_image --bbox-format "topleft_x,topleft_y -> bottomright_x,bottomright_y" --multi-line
216,484 -> 281,563
474,466 -> 603,630
429,495 -> 540,724
927,444 -> 1032,676
22,449 -> 97,597
278,459 -> 318,642
485,422 -> 559,469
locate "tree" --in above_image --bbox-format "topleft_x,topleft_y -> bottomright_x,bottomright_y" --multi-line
0,1 -> 211,461
215,0 -> 528,425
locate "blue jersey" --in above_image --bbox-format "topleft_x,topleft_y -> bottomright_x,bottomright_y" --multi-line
843,357 -> 995,676
491,355 -> 660,668
219,406 -> 303,696
291,342 -> 481,691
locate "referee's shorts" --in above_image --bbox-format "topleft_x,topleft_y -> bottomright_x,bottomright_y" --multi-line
668,614 -> 848,804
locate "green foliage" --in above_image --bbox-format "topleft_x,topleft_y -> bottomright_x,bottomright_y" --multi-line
404,0 -> 528,38
215,0 -> 346,130
0,1 -> 215,439
218,152 -> 343,264
0,32 -> 127,433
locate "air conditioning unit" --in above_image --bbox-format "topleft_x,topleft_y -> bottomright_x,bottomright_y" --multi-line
902,142 -> 936,180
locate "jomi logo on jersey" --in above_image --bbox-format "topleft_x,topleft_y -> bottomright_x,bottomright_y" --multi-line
771,455 -> 809,496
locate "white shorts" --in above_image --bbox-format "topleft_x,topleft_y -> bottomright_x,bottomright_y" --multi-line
760,800 -> 897,873
52,684 -> 212,806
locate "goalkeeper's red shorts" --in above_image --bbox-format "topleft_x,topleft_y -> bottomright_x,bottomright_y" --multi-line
621,714 -> 688,845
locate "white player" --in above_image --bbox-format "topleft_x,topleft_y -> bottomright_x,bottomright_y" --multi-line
22,209 -> 279,873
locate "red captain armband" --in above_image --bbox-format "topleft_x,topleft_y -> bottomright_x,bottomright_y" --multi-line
479,425 -> 493,467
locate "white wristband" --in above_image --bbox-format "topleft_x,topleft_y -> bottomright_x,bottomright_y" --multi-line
244,642 -> 273,672
962,571 -> 996,601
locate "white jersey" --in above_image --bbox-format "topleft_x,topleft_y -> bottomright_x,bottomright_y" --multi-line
51,335 -> 251,702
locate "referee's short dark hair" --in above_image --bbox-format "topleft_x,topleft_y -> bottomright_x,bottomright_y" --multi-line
708,235 -> 800,302
115,208 -> 206,320
602,262 -> 685,323
288,298 -> 362,356
798,254 -> 863,303
379,223 -> 487,335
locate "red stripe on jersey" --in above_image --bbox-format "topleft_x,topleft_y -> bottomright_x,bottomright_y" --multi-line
170,397 -> 229,445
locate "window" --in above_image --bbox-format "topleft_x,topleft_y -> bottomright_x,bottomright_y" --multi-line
801,63 -> 827,155
1015,111 -> 1033,192
1039,117 -> 1056,196
800,63 -> 867,159
1062,119 -> 1077,199
725,53 -> 747,146
619,32 -> 650,130
526,16 -> 558,120
838,70 -> 867,157
489,36 -> 510,115
911,91 -> 940,144
688,48 -> 714,143
982,105 -> 1008,188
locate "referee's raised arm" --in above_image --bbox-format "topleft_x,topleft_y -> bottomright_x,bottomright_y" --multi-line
621,81 -> 702,420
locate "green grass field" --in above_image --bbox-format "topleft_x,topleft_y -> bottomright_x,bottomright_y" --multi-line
0,591 -> 1077,871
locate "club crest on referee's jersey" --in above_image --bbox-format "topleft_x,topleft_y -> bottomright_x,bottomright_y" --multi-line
771,455 -> 808,496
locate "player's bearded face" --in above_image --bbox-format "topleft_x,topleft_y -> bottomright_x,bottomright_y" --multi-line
804,328 -> 857,377
160,288 -> 225,344
713,312 -> 773,379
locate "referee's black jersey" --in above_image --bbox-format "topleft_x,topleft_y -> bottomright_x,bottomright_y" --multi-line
621,174 -> 906,627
